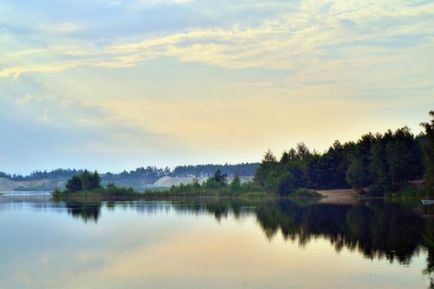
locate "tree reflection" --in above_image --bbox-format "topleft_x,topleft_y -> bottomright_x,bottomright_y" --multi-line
64,201 -> 102,223
55,198 -> 434,286
255,200 -> 424,263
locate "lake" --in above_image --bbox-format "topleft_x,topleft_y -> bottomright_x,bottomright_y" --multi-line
0,191 -> 432,289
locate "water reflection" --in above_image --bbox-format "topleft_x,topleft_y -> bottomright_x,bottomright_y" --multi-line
2,197 -> 431,262
0,196 -> 433,288
33,199 -> 431,264
64,202 -> 102,222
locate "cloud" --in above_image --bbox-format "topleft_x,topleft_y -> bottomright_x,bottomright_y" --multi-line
1,0 -> 433,77
107,0 -> 193,7
0,0 -> 433,172
37,22 -> 85,35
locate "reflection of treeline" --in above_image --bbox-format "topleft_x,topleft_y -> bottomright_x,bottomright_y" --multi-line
255,111 -> 434,196
170,200 -> 430,265
61,198 -> 432,266
255,201 -> 424,264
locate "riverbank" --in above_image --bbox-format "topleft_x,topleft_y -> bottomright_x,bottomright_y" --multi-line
316,189 -> 358,204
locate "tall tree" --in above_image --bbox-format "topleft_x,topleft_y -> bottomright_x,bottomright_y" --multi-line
66,176 -> 83,193
386,127 -> 422,189
421,111 -> 434,192
346,157 -> 369,191
255,150 -> 278,187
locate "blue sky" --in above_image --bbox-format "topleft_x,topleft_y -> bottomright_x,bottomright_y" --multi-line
1,0 -> 434,174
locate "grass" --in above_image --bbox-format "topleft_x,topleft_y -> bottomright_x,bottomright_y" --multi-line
386,185 -> 431,205
52,186 -> 140,202
289,188 -> 322,199
52,184 -> 326,203
285,188 -> 323,205
52,186 -> 276,202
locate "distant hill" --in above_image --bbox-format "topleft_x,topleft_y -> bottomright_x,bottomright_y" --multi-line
0,163 -> 259,191
154,175 -> 254,188
172,163 -> 258,177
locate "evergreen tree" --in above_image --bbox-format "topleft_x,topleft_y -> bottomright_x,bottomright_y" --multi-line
230,175 -> 241,193
205,170 -> 228,188
421,111 -> 434,192
346,157 -> 369,191
255,150 -> 278,187
66,176 -> 83,193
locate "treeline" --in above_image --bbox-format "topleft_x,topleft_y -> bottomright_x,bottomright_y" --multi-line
168,170 -> 262,196
0,167 -> 169,182
255,112 -> 434,196
104,166 -> 170,183
0,163 -> 259,183
65,170 -> 101,193
53,170 -> 137,201
0,169 -> 84,181
172,163 -> 259,177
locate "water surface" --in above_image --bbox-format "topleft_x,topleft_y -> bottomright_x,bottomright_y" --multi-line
0,192 -> 432,289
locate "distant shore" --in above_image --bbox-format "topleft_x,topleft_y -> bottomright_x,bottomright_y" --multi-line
51,186 -> 324,203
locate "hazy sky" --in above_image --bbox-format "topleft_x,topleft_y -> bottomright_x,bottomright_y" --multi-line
1,0 -> 434,174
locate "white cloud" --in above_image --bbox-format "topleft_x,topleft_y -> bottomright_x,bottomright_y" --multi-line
1,0 -> 433,77
1,0 -> 434,172
106,0 -> 193,8
37,22 -> 85,35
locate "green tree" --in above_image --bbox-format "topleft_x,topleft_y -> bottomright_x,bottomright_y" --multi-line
386,127 -> 422,189
89,171 -> 102,190
64,171 -> 101,193
230,175 -> 241,193
205,170 -> 227,188
255,150 -> 278,187
346,134 -> 374,190
80,170 -> 101,190
346,157 -> 369,191
370,128 -> 423,193
370,132 -> 391,192
278,172 -> 296,196
66,176 -> 83,193
421,111 -> 434,192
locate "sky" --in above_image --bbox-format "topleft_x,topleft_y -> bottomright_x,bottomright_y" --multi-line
1,0 -> 434,174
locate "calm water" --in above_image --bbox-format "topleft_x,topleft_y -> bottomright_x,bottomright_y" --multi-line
0,192 -> 433,289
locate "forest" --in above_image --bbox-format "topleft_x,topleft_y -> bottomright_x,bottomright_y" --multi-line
255,111 -> 434,196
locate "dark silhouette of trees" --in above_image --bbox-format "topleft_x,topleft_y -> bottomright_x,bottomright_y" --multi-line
346,157 -> 369,191
230,175 -> 241,193
81,170 -> 101,191
256,112 -> 432,196
205,169 -> 228,188
421,111 -> 434,193
255,150 -> 278,189
65,170 -> 101,193
66,176 -> 83,193
346,134 -> 375,189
